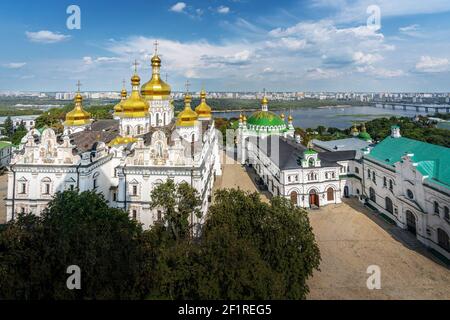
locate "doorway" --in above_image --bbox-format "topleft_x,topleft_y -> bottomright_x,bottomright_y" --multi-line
309,190 -> 319,208
406,210 -> 416,235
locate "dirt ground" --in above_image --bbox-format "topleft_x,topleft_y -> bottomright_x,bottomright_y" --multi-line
214,152 -> 450,300
0,174 -> 7,224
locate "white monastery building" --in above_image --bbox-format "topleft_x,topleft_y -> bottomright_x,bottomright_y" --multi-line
6,48 -> 222,231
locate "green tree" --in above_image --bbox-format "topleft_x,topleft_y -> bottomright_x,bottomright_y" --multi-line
10,121 -> 27,145
0,191 -> 149,300
147,183 -> 321,300
3,116 -> 13,137
204,189 -> 321,299
150,180 -> 202,241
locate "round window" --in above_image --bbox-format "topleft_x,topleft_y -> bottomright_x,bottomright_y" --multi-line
407,189 -> 414,199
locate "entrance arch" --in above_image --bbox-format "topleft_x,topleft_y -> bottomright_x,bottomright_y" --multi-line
290,191 -> 298,205
309,189 -> 319,208
406,210 -> 417,235
385,197 -> 393,214
344,186 -> 349,197
327,187 -> 334,201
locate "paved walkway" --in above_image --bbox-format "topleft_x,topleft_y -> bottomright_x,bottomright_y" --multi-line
213,151 -> 270,202
214,154 -> 450,299
307,199 -> 450,300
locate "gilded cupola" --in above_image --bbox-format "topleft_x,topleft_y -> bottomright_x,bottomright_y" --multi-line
195,89 -> 212,120
176,93 -> 199,127
141,41 -> 172,100
120,67 -> 149,118
64,84 -> 92,127
113,80 -> 127,116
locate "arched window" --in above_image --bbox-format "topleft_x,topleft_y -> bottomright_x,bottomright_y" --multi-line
367,169 -> 371,178
385,197 -> 393,214
444,206 -> 449,221
136,126 -> 142,135
308,158 -> 315,167
434,201 -> 440,214
437,228 -> 450,252
93,172 -> 100,189
369,187 -> 376,203
163,113 -> 166,125
290,191 -> 298,205
156,113 -> 160,126
383,177 -> 387,187
389,179 -> 393,191
327,187 -> 334,201
126,126 -> 131,135
355,167 -> 359,174
42,177 -> 51,195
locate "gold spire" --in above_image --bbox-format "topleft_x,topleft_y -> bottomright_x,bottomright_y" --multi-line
177,81 -> 198,127
141,40 -> 171,100
195,88 -> 212,120
120,62 -> 149,118
114,79 -> 127,115
64,81 -> 92,127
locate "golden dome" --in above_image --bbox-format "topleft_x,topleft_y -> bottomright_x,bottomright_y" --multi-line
120,73 -> 149,118
64,93 -> 92,127
281,113 -> 285,120
113,86 -> 127,115
141,54 -> 171,100
261,96 -> 269,105
288,115 -> 293,122
176,94 -> 198,127
108,136 -> 137,146
195,89 -> 212,119
243,115 -> 247,122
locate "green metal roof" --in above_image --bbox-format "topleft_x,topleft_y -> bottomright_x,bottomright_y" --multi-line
358,131 -> 372,141
0,141 -> 12,149
366,136 -> 450,189
247,111 -> 285,127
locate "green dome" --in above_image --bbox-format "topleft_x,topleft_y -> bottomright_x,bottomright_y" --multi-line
358,131 -> 372,141
247,111 -> 285,127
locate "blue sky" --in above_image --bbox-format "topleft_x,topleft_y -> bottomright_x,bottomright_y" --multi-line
1,0 -> 450,92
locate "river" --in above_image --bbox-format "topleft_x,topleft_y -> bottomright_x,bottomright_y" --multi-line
213,105 -> 438,129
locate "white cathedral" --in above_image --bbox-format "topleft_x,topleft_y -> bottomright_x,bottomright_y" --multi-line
5,49 -> 222,230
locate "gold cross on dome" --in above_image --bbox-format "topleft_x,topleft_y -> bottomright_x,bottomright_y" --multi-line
133,60 -> 139,73
185,80 -> 191,94
154,40 -> 159,54
76,80 -> 82,93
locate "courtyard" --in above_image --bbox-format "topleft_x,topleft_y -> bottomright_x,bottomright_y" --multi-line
215,152 -> 450,299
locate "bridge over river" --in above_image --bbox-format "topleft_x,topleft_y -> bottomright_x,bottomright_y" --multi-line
371,102 -> 450,113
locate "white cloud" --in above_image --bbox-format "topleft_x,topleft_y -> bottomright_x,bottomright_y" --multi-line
312,0 -> 450,23
25,30 -> 70,44
415,56 -> 449,73
217,6 -> 230,14
357,65 -> 404,78
399,24 -> 421,37
305,68 -> 342,80
3,62 -> 27,69
353,51 -> 382,65
170,2 -> 187,13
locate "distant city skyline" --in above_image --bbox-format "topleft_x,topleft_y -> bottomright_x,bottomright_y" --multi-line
1,1 -> 450,92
